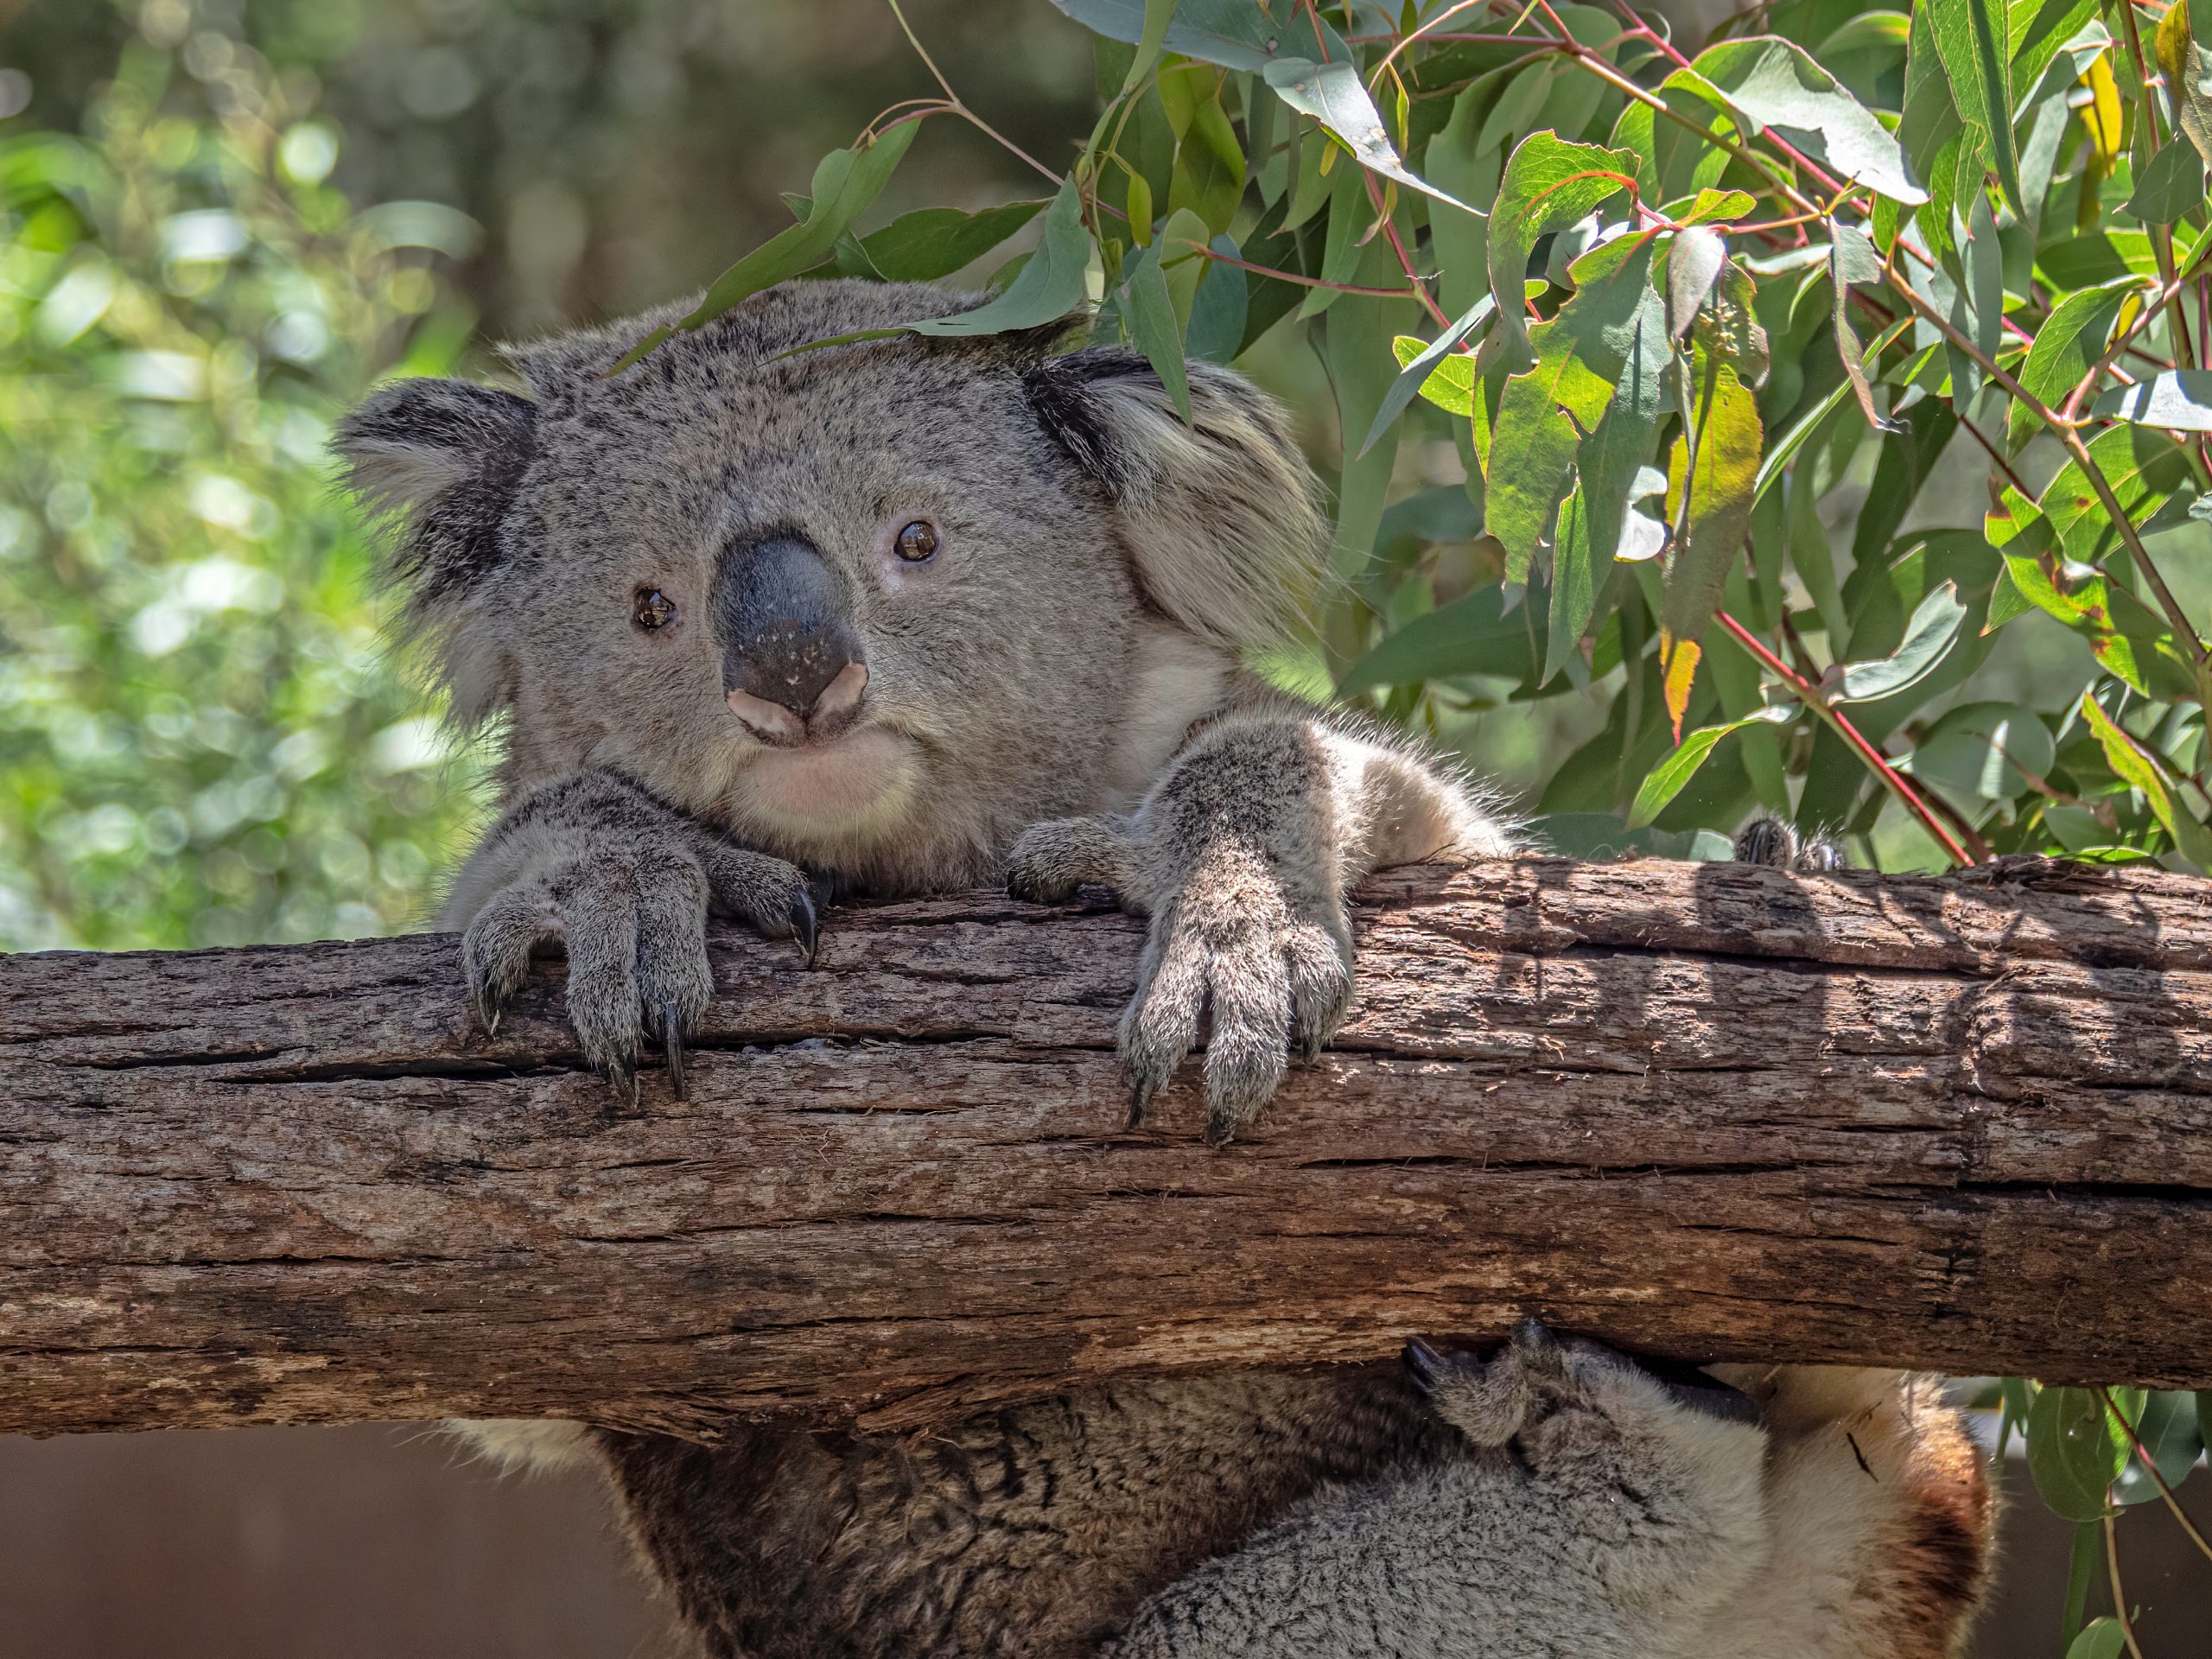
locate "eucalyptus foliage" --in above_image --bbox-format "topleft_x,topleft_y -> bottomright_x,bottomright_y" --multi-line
644,0 -> 2212,1632
0,36 -> 490,950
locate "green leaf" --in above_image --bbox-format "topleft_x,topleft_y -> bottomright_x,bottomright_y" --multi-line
1928,0 -> 2024,212
1661,342 -> 1764,664
2066,1620 -> 2129,1659
1263,57 -> 1474,213
1665,226 -> 1727,339
2028,1384 -> 2127,1522
1338,581 -> 1539,693
1818,10 -> 1912,57
1484,235 -> 1661,579
1755,317 -> 1912,502
1829,581 -> 1967,702
851,200 -> 1046,283
1487,132 -> 1639,367
610,121 -> 918,372
1121,0 -> 1178,91
1689,36 -> 1929,204
2080,692 -> 2212,865
2124,137 -> 2209,224
1558,285 -> 1669,674
910,181 -> 1092,338
2007,278 -> 2134,448
1365,298 -> 1493,453
2111,1391 -> 2201,1506
1673,188 -> 1758,226
1629,710 -> 1789,827
1908,701 -> 2056,797
1120,248 -> 1191,424
1048,0 -> 1350,72
1829,220 -> 1902,432
2092,370 -> 2212,430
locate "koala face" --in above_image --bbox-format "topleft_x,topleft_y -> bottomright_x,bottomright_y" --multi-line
337,279 -> 1320,887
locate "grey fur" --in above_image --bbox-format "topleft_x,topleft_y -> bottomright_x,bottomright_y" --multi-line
338,278 -> 1988,1659
1109,1325 -> 1992,1659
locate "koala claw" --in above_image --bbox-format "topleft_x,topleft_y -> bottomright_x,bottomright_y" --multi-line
654,1001 -> 690,1101
788,887 -> 819,966
1121,895 -> 1354,1146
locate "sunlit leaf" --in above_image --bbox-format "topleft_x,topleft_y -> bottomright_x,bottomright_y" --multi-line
1264,57 -> 1473,212
2091,370 -> 2212,430
1661,343 -> 1764,710
1928,0 -> 2024,211
1665,226 -> 1727,339
1364,296 -> 1492,452
2007,278 -> 2134,448
1690,35 -> 1929,203
1629,709 -> 1789,826
2080,692 -> 2212,865
1487,132 -> 1640,366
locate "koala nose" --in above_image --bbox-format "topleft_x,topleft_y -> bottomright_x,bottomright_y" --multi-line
713,534 -> 868,746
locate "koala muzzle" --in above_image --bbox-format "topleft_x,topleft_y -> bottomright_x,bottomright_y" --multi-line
714,534 -> 868,747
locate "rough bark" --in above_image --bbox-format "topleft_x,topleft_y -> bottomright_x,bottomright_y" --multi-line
3,855 -> 2209,1439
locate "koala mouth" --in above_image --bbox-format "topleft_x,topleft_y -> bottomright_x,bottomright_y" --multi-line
738,726 -> 919,838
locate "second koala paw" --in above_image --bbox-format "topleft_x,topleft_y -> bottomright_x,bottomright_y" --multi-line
1122,859 -> 1353,1146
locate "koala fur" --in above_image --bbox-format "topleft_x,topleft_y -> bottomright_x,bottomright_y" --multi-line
1109,1325 -> 1992,1659
337,278 -> 1989,1658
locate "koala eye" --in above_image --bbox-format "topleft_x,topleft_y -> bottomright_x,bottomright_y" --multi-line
632,587 -> 677,631
893,520 -> 940,563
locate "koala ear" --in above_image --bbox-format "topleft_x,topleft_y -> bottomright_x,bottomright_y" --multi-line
334,377 -> 537,722
1025,348 -> 1325,652
333,376 -> 537,601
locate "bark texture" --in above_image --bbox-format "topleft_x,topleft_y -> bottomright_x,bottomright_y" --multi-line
3,855 -> 2209,1439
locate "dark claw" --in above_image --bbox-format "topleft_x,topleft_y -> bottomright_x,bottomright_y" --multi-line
788,887 -> 819,966
607,1057 -> 639,1110
1126,1074 -> 1158,1129
476,989 -> 502,1039
1403,1337 -> 1452,1394
661,1001 -> 688,1101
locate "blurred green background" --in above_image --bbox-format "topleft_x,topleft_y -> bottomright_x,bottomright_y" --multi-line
0,0 -> 1096,950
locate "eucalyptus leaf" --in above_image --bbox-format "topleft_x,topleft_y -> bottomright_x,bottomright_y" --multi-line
1927,0 -> 2024,212
1048,0 -> 1351,73
1120,248 -> 1192,423
1363,296 -> 1494,454
1488,132 -> 1639,366
1264,57 -> 1474,213
1690,36 -> 1929,204
1666,226 -> 1727,339
2092,370 -> 2212,430
910,181 -> 1092,338
2110,1390 -> 2202,1505
2027,1384 -> 2126,1522
1830,582 -> 1966,702
2124,137 -> 2209,224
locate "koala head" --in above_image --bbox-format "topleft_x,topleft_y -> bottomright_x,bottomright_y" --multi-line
334,279 -> 1321,887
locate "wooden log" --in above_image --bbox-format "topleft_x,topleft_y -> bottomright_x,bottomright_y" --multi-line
3,855 -> 2209,1440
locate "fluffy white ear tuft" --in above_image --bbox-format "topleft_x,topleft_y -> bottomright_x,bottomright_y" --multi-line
1026,350 -> 1325,653
332,376 -> 539,723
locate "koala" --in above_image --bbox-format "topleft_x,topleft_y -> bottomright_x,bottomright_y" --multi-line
335,278 -> 1989,1658
1109,1323 -> 1992,1659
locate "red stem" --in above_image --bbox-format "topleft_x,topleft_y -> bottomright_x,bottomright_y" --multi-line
1714,610 -> 1984,866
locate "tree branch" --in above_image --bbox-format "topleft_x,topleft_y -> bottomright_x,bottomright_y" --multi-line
6,856 -> 2212,1440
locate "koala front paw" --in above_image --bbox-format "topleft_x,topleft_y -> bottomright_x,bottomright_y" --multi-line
463,836 -> 812,1104
1124,866 -> 1353,1145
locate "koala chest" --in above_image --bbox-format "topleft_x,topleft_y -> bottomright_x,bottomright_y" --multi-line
597,1367 -> 1449,1659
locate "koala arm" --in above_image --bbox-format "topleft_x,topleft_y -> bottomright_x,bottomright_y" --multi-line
448,768 -> 816,1099
1008,699 -> 1515,1143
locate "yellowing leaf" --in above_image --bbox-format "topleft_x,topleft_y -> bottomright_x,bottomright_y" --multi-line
1660,635 -> 1702,742
2084,53 -> 2123,162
